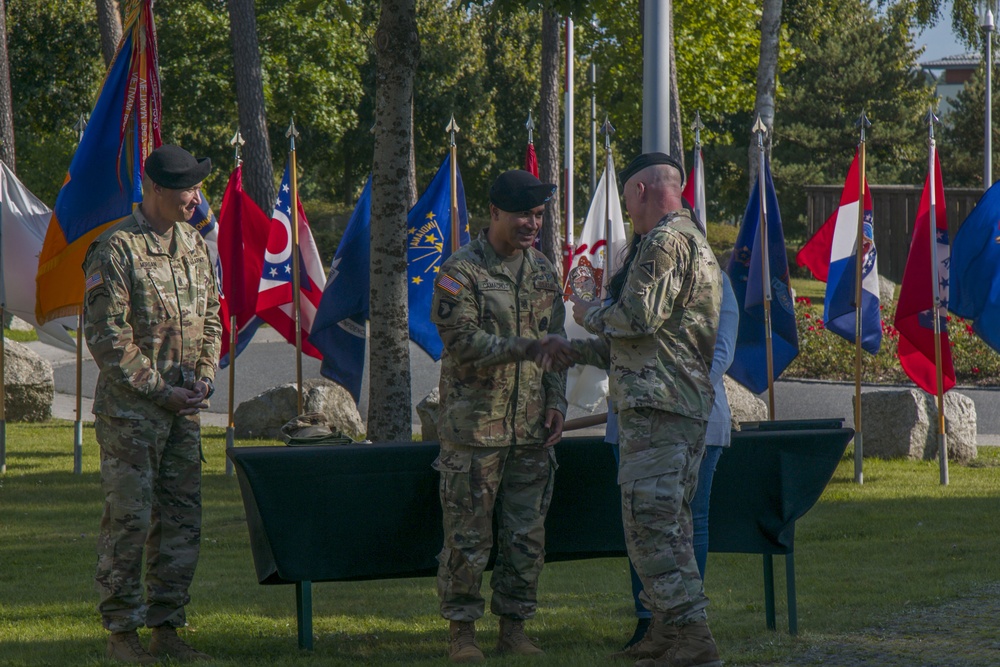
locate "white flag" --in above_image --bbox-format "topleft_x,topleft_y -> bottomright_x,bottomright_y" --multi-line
564,160 -> 627,413
1,163 -> 77,350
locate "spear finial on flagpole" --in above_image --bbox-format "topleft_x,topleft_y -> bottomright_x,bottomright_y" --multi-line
230,129 -> 245,167
73,113 -> 88,145
850,108 -> 872,484
926,103 -> 949,485
447,115 -> 461,252
600,114 -> 614,150
525,111 -> 534,145
692,111 -> 704,149
752,114 -> 776,419
285,116 -> 304,414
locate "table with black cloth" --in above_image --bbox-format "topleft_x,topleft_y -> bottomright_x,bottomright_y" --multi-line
228,422 -> 853,649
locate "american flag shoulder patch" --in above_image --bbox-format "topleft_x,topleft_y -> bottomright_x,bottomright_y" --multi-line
437,273 -> 463,296
85,271 -> 104,291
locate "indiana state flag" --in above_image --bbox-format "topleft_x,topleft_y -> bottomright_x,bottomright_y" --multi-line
727,160 -> 799,394
951,180 -> 1000,353
823,153 -> 882,354
36,0 -> 160,324
311,176 -> 372,403
408,153 -> 470,360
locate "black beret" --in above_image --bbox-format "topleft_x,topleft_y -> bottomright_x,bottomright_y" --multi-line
618,152 -> 685,187
489,170 -> 557,212
144,144 -> 212,189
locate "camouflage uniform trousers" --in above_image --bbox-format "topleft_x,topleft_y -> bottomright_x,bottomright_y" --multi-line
434,441 -> 557,622
94,412 -> 203,632
618,407 -> 709,626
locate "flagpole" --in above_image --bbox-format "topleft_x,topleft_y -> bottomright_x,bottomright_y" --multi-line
852,110 -> 871,485
927,107 -> 949,486
447,115 -> 460,253
601,115 -> 615,297
0,152 -> 7,474
286,118 -> 303,415
225,129 -> 244,477
692,112 -> 705,226
753,116 -> 775,420
563,15 -> 575,281
73,112 -> 88,476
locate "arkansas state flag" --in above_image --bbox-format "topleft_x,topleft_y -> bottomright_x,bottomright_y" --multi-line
823,153 -> 881,354
894,151 -> 955,394
950,181 -> 1000,353
255,160 -> 327,359
218,165 -> 271,366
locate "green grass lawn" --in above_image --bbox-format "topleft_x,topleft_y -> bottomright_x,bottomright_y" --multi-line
2,422 -> 1000,665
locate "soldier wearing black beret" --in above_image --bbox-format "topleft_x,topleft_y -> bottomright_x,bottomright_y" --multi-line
430,169 -> 573,662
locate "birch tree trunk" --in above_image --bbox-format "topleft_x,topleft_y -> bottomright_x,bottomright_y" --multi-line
95,0 -> 123,68
228,0 -> 275,213
369,0 -> 419,441
538,8 -> 561,269
750,0 -> 782,188
0,0 -> 14,172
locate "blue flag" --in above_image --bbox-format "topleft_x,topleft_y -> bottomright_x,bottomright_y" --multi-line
311,176 -> 372,403
408,154 -> 470,360
727,161 -> 799,394
950,180 -> 1000,353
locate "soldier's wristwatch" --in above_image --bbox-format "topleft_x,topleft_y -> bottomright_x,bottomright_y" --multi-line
199,377 -> 215,399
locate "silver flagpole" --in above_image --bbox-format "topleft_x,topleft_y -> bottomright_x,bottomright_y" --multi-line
73,112 -> 88,475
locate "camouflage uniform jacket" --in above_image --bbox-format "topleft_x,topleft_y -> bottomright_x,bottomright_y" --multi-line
431,231 -> 568,447
83,208 -> 222,420
573,209 -> 721,421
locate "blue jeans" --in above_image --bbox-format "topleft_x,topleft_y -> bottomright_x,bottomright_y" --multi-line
611,442 -> 723,618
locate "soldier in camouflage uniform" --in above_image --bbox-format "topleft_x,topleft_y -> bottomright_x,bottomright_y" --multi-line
570,153 -> 724,667
83,145 -> 221,664
431,169 -> 571,664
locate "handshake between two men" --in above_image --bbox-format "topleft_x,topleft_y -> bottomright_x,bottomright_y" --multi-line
525,293 -> 599,372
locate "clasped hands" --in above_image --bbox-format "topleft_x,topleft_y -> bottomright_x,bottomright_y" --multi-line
526,335 -> 577,371
164,380 -> 212,416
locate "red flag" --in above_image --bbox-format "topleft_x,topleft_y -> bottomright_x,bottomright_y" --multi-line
218,165 -> 271,364
894,151 -> 955,395
795,152 -> 868,282
524,141 -> 538,177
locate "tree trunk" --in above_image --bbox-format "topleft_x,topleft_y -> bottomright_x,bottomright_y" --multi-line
94,0 -> 123,68
538,9 -> 561,270
750,0 -> 782,189
369,0 -> 419,441
228,0 -> 275,214
0,0 -> 14,172
669,14 -> 683,168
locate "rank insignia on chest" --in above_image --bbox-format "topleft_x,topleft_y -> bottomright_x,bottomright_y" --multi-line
437,273 -> 463,296
85,271 -> 104,291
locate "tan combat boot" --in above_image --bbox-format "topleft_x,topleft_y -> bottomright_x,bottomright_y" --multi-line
448,620 -> 485,664
105,630 -> 157,665
148,626 -> 212,662
496,617 -> 544,656
610,615 -> 678,660
634,619 -> 722,667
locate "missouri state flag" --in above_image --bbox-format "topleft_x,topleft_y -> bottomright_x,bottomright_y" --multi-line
894,151 -> 955,394
727,160 -> 799,394
408,153 -> 470,360
36,0 -> 160,324
311,176 -> 372,403
950,180 -> 1000,353
255,160 -> 327,359
822,153 -> 882,354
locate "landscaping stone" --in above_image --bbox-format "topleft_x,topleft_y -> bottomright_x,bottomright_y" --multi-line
878,275 -> 897,308
234,378 -> 364,440
416,387 -> 439,442
724,375 -> 768,429
3,339 -> 53,422
857,388 -> 977,462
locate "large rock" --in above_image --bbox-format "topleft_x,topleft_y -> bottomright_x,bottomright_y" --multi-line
3,339 -> 53,422
416,387 -> 439,442
879,275 -> 897,309
723,375 -> 768,430
234,378 -> 364,440
857,388 -> 977,462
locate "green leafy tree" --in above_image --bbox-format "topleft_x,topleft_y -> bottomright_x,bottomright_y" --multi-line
773,0 -> 932,236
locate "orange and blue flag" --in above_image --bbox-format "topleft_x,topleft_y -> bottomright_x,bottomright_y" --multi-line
35,0 -> 160,324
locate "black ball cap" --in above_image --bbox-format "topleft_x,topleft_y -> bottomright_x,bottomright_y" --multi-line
144,144 -> 212,189
618,152 -> 685,187
489,169 -> 557,212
